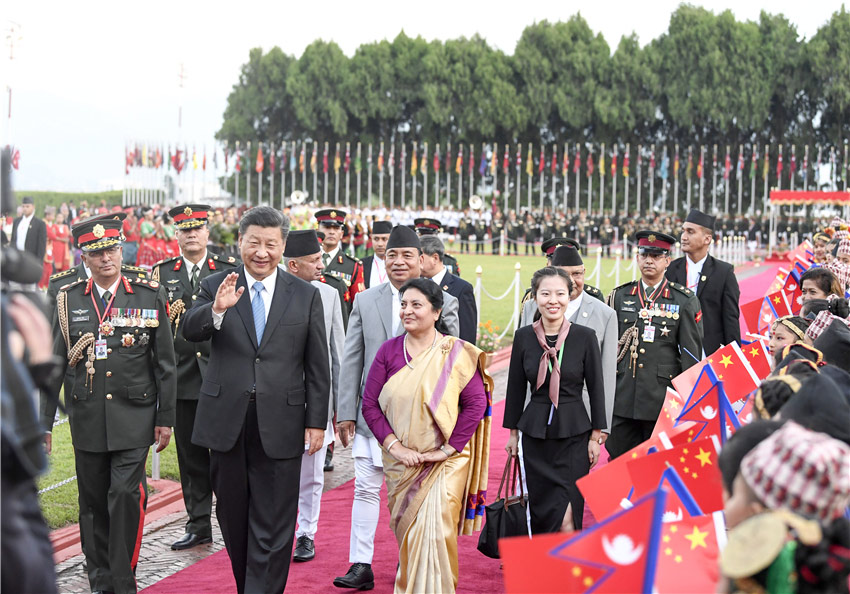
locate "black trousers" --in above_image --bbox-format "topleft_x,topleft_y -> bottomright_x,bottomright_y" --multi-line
522,432 -> 590,534
75,446 -> 149,594
492,237 -> 501,254
1,473 -> 58,594
210,401 -> 301,594
605,415 -> 656,460
175,398 -> 212,538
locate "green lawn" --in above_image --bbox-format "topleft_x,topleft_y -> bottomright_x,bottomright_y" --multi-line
452,249 -> 636,349
37,406 -> 181,530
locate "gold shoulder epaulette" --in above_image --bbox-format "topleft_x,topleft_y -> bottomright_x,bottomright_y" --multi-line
152,256 -> 179,268
59,278 -> 86,292
669,282 -> 694,297
49,268 -> 76,281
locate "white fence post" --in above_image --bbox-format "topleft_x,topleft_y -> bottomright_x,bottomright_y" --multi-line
592,247 -> 602,286
475,265 -> 483,336
614,248 -> 622,287
513,262 -> 522,329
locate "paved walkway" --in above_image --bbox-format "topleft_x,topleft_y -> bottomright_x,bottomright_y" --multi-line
54,367 -> 510,593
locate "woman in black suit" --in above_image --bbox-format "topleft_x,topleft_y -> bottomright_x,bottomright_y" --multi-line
504,266 -> 606,533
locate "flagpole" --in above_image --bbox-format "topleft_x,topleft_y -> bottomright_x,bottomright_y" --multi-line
246,142 -> 251,207
699,144 -> 704,212
301,141 -> 306,194
367,143 -> 372,208
737,144 -> 743,214
471,143 -> 478,205
789,144 -> 795,192
539,145 -> 545,211
803,144 -> 809,192
312,141 -> 318,206
723,145 -> 729,213
624,143 -> 630,215
422,142 -> 428,209
269,143 -> 274,207
527,143 -> 533,213
777,144 -> 783,192
612,145 -> 618,216
750,145 -> 757,216
334,142 -> 340,204
446,142 -> 451,210
411,143 -> 416,210
324,142 -> 330,203
458,144 -> 463,211
574,143 -> 580,215
550,145 -> 557,209
355,142 -> 361,209
599,143 -> 605,217
345,141 -> 351,207
562,143 -> 568,214
433,143 -> 439,209
649,144 -> 656,213
259,144 -> 265,206
389,142 -> 395,210
515,144 -> 520,215
503,144 -> 510,215
660,145 -> 667,212
378,142 -> 384,208
401,143 -> 407,209
587,148 -> 593,214
636,144 -> 643,216
763,144 -> 769,213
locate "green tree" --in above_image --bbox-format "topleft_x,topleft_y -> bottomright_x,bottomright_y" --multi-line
807,6 -> 850,145
286,40 -> 351,139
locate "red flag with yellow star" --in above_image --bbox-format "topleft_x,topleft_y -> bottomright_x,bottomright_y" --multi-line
740,339 -> 771,380
651,388 -> 699,448
627,438 -> 724,514
654,515 -> 721,593
501,490 -> 666,594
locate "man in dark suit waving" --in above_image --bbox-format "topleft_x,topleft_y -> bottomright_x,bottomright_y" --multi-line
666,208 -> 740,354
182,206 -> 330,594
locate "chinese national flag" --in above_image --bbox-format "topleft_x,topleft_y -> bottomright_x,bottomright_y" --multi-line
652,388 -> 698,448
654,515 -> 721,593
501,490 -> 666,594
255,147 -> 264,173
740,339 -> 771,380
701,342 -> 760,400
627,438 -> 724,514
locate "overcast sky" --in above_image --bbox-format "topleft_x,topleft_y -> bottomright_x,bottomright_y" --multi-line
2,0 -> 841,193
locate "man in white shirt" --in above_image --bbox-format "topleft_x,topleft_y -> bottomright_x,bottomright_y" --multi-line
11,196 -> 47,264
360,220 -> 391,289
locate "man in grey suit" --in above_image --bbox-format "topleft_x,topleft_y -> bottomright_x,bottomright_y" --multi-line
519,244 -> 617,440
333,225 -> 459,590
282,230 -> 345,563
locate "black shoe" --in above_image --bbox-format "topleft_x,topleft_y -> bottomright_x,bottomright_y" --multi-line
293,535 -> 315,562
324,448 -> 334,472
333,563 -> 374,590
170,532 -> 212,550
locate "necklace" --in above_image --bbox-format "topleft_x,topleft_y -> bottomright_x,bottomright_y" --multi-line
403,330 -> 438,369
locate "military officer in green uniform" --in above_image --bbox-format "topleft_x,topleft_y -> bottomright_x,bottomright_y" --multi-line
316,230 -> 350,331
315,208 -> 365,318
413,217 -> 461,276
43,213 -> 176,594
605,230 -> 703,460
151,204 -> 239,551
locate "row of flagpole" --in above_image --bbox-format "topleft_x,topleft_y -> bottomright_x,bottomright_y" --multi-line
124,139 -> 849,213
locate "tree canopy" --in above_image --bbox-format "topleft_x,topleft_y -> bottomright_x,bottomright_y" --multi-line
217,6 -> 849,151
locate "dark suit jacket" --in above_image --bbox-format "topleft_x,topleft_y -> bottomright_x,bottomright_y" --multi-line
182,266 -> 330,459
11,216 -> 47,261
667,255 -> 740,354
503,324 -> 605,439
361,255 -> 374,289
436,269 -> 477,344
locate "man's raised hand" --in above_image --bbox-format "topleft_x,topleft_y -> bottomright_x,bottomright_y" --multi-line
212,272 -> 245,314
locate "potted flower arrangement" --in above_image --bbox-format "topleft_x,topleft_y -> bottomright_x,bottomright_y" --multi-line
477,320 -> 501,368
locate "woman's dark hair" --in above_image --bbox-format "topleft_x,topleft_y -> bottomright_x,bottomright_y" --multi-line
399,278 -> 450,335
801,297 -> 850,319
717,420 -> 784,492
530,266 -> 574,297
801,267 -> 842,298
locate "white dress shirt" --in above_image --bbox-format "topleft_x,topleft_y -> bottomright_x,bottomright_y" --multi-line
369,254 -> 387,287
212,269 -> 277,330
15,214 -> 33,251
182,251 -> 208,280
429,267 -> 448,287
322,245 -> 340,265
685,254 -> 707,293
390,283 -> 402,336
566,290 -> 584,321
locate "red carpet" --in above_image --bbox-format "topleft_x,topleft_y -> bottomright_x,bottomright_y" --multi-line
143,402 -> 510,594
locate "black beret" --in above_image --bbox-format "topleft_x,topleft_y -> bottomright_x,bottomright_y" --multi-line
551,245 -> 583,267
283,229 -> 321,258
685,209 -> 716,231
372,221 -> 393,235
386,225 -> 421,251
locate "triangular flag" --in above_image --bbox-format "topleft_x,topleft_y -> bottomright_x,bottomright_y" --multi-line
501,490 -> 667,594
654,514 -> 722,593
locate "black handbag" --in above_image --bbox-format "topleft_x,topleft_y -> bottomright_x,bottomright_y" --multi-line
477,454 -> 530,559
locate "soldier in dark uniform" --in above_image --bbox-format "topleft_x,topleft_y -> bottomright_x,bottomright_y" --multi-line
151,205 -> 239,551
458,214 -> 471,254
315,209 -> 365,318
506,210 -> 521,255
605,230 -> 703,460
414,217 -> 461,276
43,214 -> 176,594
316,231 -> 350,330
474,216 -> 487,255
491,213 -> 504,255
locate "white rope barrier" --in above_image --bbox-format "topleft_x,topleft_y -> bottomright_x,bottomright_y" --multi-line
479,275 -> 519,301
474,262 -> 522,344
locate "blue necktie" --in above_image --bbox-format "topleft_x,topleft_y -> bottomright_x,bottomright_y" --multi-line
252,282 -> 266,344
